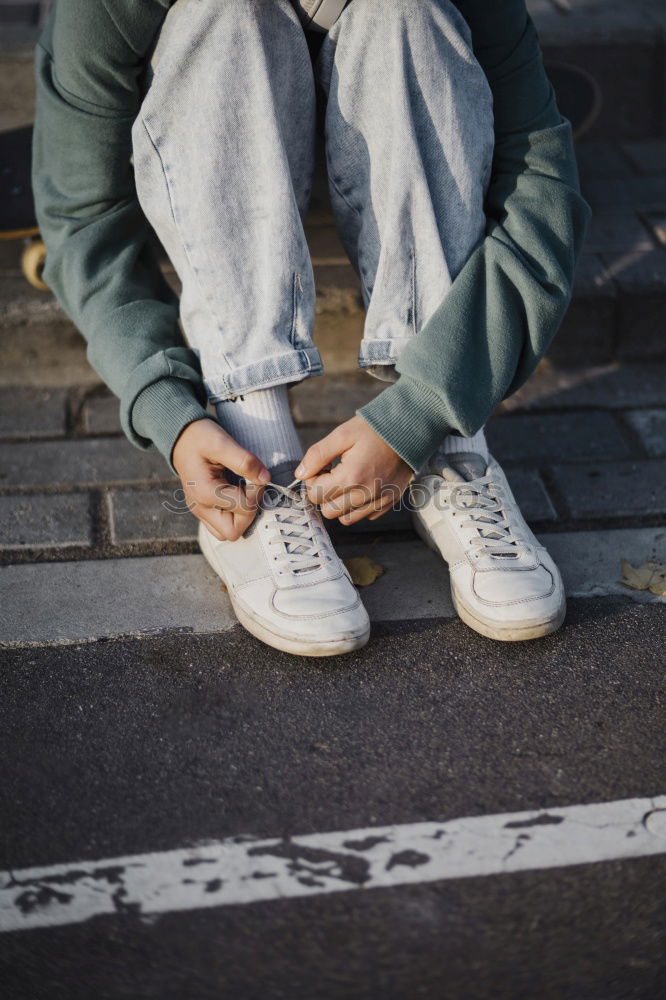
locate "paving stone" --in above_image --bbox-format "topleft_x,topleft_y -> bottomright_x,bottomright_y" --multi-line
543,526 -> 666,601
530,1 -> 666,139
549,458 -> 666,518
332,504 -> 414,538
601,251 -> 666,360
529,0 -> 663,45
0,239 -> 23,276
486,411 -> 632,464
0,438 -> 174,489
0,55 -> 35,131
0,387 -> 67,439
583,212 -> 655,254
306,224 -> 348,265
548,255 -> 616,364
290,375 -> 383,425
502,361 -> 666,412
640,210 -> 666,247
0,555 -> 236,645
0,277 -> 66,329
623,409 -> 666,457
547,43 -> 660,141
585,176 -> 666,209
82,393 -> 122,435
574,141 -> 634,179
0,286 -> 98,389
295,423 -> 337,454
567,256 -> 618,303
109,488 -> 198,544
621,141 -> 666,176
314,264 -> 363,311
499,467 -> 558,523
0,493 -> 92,550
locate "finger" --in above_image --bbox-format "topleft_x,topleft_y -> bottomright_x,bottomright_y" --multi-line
197,511 -> 226,542
320,485 -> 374,520
295,425 -> 349,480
243,482 -> 265,508
340,493 -> 395,526
213,482 -> 254,516
204,505 -> 254,543
208,434 -> 270,486
230,503 -> 260,540
368,497 -> 398,521
304,469 -> 346,507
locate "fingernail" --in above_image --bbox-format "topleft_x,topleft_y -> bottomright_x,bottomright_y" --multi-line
259,469 -> 271,484
294,464 -> 304,479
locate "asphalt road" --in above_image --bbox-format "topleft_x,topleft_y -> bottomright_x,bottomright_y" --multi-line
1,597 -> 665,999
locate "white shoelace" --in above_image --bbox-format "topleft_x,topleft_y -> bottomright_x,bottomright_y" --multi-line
262,479 -> 329,575
445,476 -> 524,558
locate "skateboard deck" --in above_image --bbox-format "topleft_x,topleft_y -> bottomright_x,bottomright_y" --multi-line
0,125 -> 47,289
0,125 -> 38,236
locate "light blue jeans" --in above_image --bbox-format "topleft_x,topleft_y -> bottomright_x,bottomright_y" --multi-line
132,0 -> 494,403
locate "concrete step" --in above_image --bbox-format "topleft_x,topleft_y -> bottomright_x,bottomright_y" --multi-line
529,0 -> 666,140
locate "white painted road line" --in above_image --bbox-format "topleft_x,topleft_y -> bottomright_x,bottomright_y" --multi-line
2,796 -> 665,934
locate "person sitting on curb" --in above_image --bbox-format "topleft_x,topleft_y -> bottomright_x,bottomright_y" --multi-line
32,0 -> 590,655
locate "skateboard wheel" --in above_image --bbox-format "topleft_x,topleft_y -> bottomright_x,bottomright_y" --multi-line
21,239 -> 48,291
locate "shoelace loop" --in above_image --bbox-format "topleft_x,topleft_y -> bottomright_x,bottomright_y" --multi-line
262,479 -> 328,575
446,478 -> 525,558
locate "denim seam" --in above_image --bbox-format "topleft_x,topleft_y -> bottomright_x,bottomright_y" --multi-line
140,114 -> 233,373
290,272 -> 304,349
410,247 -> 418,336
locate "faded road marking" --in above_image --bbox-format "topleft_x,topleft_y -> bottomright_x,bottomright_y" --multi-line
1,796 -> 665,933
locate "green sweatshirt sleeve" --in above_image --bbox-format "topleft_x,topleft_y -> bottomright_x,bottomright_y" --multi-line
358,0 -> 592,472
32,0 -> 209,464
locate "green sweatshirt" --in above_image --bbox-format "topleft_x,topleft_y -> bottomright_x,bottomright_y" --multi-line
32,0 -> 590,473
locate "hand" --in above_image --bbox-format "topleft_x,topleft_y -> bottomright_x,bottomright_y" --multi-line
172,418 -> 270,541
295,415 -> 413,525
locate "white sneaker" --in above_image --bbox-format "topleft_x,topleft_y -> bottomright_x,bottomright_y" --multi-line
411,452 -> 566,641
198,479 -> 370,656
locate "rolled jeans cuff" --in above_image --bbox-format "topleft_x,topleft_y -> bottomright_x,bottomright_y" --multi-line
203,346 -> 324,403
357,336 -> 414,370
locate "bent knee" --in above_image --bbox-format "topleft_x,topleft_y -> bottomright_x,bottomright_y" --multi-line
342,0 -> 472,42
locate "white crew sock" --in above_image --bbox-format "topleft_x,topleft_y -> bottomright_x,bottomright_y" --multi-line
438,427 -> 490,462
215,384 -> 303,472
429,427 -> 490,466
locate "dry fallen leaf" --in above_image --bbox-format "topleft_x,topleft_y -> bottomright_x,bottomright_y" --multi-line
344,555 -> 385,587
620,559 -> 666,596
648,565 -> 666,597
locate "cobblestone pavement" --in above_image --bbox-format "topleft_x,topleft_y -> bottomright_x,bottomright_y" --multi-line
1,360 -> 665,568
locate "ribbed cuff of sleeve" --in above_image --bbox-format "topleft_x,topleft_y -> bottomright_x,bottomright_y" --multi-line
132,377 -> 211,468
356,375 -> 454,473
